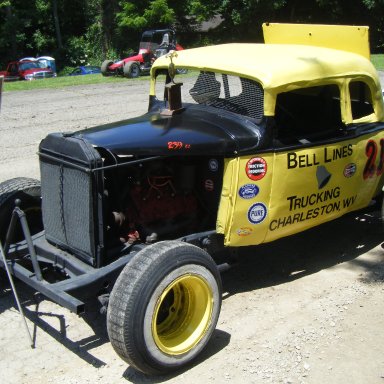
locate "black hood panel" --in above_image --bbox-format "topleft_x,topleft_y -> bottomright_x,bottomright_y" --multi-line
74,106 -> 263,156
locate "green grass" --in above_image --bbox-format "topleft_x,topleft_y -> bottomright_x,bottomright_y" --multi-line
2,56 -> 384,92
2,73 -> 146,92
371,54 -> 384,70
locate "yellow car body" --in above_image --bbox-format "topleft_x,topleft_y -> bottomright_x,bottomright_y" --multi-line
151,23 -> 384,247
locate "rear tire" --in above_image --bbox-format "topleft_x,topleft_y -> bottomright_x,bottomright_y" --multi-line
107,241 -> 222,375
101,60 -> 113,76
123,62 -> 140,78
0,178 -> 42,243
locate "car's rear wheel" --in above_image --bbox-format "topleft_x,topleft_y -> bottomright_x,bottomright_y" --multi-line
101,60 -> 114,76
0,178 -> 42,243
107,241 -> 222,375
123,62 -> 140,78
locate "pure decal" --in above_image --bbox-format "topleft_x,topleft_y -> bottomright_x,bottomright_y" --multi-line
248,203 -> 267,224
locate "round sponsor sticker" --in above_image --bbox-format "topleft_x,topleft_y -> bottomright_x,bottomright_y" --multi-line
246,157 -> 267,181
344,163 -> 357,178
209,158 -> 219,172
238,184 -> 259,199
248,203 -> 267,224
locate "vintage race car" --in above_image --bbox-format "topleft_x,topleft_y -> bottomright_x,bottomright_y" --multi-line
101,29 -> 184,78
0,23 -> 383,375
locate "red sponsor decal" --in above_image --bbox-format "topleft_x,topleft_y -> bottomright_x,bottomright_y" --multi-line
246,157 -> 267,181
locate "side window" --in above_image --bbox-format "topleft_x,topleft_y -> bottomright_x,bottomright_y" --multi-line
274,84 -> 343,145
187,72 -> 264,121
155,70 -> 264,123
349,81 -> 374,120
10,64 -> 17,74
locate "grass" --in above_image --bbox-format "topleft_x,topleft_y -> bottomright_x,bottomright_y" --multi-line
371,54 -> 384,70
2,55 -> 384,92
2,73 -> 146,92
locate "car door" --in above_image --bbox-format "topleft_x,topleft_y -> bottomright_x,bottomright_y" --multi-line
265,79 -> 384,243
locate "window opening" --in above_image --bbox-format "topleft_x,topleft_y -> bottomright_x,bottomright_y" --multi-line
274,84 -> 343,145
349,81 -> 374,120
155,70 -> 264,122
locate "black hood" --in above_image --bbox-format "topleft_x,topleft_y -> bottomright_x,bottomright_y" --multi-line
74,105 -> 264,156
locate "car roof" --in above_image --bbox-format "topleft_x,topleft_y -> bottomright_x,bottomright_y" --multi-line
152,43 -> 379,91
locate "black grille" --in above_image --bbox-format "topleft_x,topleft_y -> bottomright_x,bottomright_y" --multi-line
39,133 -> 103,266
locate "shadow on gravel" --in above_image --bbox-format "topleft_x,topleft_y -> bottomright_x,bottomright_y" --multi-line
28,307 -> 107,367
0,208 -> 383,377
122,329 -> 231,383
222,209 -> 384,297
0,276 -> 109,367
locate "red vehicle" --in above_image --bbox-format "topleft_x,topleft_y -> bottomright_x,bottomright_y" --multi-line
0,60 -> 55,81
101,29 -> 184,78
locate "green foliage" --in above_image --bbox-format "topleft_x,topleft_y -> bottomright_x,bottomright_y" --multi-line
1,0 -> 384,70
116,0 -> 175,29
32,29 -> 54,52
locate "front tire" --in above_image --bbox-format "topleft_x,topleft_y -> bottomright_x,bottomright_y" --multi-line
0,177 -> 42,243
107,241 -> 222,375
101,60 -> 113,76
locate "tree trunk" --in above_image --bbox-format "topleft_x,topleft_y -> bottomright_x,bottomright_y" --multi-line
5,5 -> 17,58
52,0 -> 63,49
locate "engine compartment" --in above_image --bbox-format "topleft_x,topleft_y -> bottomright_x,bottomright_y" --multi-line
102,155 -> 224,248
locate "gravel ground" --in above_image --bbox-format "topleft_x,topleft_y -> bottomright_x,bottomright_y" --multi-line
0,76 -> 384,384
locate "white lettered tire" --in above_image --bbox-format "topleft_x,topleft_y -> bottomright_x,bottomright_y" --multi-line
107,241 -> 222,375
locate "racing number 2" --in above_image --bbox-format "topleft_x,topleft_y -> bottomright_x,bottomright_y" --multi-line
364,139 -> 384,179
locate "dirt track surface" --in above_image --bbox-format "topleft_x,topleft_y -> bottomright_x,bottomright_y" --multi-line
1,78 -> 384,384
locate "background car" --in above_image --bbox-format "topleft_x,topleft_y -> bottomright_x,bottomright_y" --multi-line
101,29 -> 184,78
0,60 -> 55,81
69,65 -> 101,76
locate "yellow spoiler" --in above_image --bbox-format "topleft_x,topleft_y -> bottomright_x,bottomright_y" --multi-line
262,23 -> 370,59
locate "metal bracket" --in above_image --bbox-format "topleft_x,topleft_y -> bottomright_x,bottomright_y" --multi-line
4,199 -> 43,281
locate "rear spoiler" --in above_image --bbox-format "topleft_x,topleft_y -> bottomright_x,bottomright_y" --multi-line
263,23 -> 370,59
0,76 -> 3,112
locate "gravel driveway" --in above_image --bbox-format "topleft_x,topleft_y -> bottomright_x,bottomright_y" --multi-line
0,77 -> 383,384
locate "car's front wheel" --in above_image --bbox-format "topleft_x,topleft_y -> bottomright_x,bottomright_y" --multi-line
0,177 -> 42,243
101,60 -> 114,76
123,62 -> 140,78
107,241 -> 222,375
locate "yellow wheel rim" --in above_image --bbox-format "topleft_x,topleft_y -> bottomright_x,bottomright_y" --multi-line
152,273 -> 213,355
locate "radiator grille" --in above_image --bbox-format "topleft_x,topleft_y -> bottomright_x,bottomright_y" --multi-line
41,162 -> 94,258
39,133 -> 102,265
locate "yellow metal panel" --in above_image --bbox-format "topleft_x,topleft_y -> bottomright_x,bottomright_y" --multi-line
152,43 -> 378,93
216,158 -> 239,238
217,153 -> 275,246
263,23 -> 370,59
217,133 -> 384,246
